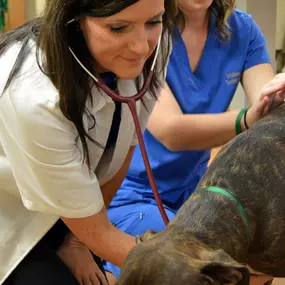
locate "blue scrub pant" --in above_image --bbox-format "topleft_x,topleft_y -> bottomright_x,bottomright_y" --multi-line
103,202 -> 176,278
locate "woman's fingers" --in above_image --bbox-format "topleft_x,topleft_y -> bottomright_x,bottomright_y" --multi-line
248,73 -> 285,125
267,91 -> 285,111
96,270 -> 109,285
82,276 -> 93,285
90,273 -> 101,285
257,91 -> 285,116
261,77 -> 285,100
255,96 -> 268,114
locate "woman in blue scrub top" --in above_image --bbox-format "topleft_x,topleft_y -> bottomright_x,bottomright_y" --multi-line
104,0 -> 285,282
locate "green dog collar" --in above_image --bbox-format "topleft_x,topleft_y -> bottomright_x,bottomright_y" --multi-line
203,186 -> 251,229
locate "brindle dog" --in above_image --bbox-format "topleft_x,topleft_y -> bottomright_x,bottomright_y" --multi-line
116,103 -> 285,285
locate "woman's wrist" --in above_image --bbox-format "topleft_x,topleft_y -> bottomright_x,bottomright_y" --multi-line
240,108 -> 250,132
235,108 -> 249,135
61,208 -> 136,268
243,108 -> 250,130
104,226 -> 136,267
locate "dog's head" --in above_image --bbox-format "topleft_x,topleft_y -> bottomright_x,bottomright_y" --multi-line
116,231 -> 250,285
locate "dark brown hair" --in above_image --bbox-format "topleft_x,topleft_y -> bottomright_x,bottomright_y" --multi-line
0,0 -> 177,167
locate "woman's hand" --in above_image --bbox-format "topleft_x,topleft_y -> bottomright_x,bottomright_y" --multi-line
56,232 -> 108,285
246,73 -> 285,127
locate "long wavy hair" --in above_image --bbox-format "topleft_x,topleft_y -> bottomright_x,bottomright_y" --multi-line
177,0 -> 235,41
0,0 -> 177,167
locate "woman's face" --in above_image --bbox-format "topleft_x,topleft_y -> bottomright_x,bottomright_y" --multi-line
80,0 -> 164,79
178,0 -> 213,12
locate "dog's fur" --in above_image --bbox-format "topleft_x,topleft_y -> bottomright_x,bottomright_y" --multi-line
116,103 -> 285,285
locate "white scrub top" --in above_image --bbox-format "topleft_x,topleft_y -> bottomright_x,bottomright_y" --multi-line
0,40 -> 167,282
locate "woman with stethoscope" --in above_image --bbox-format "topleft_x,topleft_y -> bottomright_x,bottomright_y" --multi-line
0,0 -> 176,284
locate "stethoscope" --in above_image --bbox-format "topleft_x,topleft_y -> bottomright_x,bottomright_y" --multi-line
67,19 -> 169,225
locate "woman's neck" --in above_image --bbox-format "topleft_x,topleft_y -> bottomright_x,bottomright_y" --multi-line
179,6 -> 209,32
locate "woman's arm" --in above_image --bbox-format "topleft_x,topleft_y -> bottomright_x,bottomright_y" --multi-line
56,146 -> 135,284
148,68 -> 285,152
0,90 -> 137,268
62,208 -> 136,268
148,14 -> 281,152
241,63 -> 275,104
147,83 -> 246,151
61,146 -> 136,268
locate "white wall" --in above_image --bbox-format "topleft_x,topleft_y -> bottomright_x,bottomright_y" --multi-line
247,0 -> 277,69
35,0 -> 46,16
231,0 -> 278,109
276,0 -> 285,50
25,0 -> 45,20
24,0 -> 36,20
236,0 -> 247,11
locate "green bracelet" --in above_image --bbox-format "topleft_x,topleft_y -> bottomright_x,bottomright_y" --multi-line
235,108 -> 248,135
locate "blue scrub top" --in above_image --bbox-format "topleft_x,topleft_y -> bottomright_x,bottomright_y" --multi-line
109,9 -> 271,211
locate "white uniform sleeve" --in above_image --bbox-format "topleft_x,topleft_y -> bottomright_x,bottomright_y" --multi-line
0,90 -> 104,219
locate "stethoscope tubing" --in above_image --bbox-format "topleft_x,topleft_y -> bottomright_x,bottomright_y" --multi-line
67,20 -> 169,225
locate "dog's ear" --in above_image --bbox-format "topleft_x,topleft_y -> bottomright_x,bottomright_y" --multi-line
196,249 -> 250,285
200,262 -> 250,285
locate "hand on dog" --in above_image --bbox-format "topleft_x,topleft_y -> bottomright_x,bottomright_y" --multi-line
247,73 -> 285,127
56,232 -> 108,285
